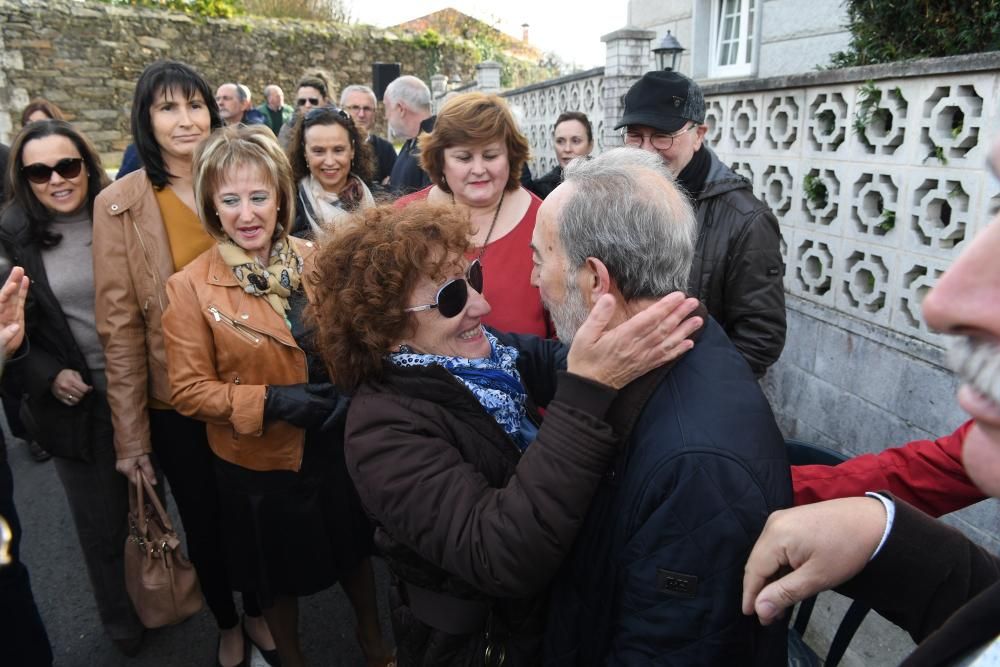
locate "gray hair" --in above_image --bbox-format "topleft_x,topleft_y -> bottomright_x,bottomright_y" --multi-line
558,147 -> 697,300
384,75 -> 431,112
237,84 -> 251,104
340,84 -> 377,106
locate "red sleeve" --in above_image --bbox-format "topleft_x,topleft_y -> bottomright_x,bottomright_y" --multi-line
792,420 -> 985,516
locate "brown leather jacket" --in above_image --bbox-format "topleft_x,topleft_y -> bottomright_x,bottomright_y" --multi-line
162,238 -> 317,472
93,171 -> 177,460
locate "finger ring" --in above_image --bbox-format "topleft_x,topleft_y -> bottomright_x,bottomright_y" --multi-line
68,394 -> 75,401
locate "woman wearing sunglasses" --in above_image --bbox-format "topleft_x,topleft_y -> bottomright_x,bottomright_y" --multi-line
277,72 -> 332,150
0,120 -> 146,654
397,93 -> 552,338
162,125 -> 393,667
286,105 -> 375,237
308,200 -> 700,665
93,61 -> 277,667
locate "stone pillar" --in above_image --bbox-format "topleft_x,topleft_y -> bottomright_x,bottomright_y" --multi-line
430,73 -> 447,114
600,27 -> 656,149
475,61 -> 502,94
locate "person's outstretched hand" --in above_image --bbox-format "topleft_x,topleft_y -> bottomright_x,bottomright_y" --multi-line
741,497 -> 888,625
0,266 -> 29,357
566,292 -> 702,389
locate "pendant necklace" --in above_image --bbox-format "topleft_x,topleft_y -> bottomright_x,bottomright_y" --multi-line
453,189 -> 505,261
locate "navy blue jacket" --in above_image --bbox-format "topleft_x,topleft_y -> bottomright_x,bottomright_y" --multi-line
544,317 -> 791,665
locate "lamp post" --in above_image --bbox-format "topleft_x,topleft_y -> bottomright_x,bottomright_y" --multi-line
652,31 -> 685,71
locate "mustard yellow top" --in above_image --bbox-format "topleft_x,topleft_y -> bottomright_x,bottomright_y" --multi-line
154,186 -> 214,272
151,186 -> 214,409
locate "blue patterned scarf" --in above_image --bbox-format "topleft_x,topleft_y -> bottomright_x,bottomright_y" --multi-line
390,330 -> 532,449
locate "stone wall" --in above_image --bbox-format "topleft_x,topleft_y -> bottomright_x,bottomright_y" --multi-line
0,0 -> 480,162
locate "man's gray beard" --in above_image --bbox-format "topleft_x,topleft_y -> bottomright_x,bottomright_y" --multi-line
546,279 -> 590,346
948,336 -> 1000,406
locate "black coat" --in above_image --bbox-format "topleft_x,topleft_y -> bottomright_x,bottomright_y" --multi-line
389,116 -> 435,196
0,203 -> 98,461
544,318 -> 792,665
689,149 -> 786,377
526,165 -> 562,200
837,498 -> 1000,666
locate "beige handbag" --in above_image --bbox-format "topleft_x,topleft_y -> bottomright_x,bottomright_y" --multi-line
124,470 -> 203,628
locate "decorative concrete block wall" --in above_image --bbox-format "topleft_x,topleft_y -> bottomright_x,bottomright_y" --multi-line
700,53 -> 1000,550
503,67 -> 606,176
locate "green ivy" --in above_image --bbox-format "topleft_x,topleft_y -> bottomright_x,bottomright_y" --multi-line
803,173 -> 829,210
96,0 -> 239,18
831,0 -> 1000,68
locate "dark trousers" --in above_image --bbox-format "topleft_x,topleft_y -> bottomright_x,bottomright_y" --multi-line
0,439 -> 53,666
148,409 -> 260,629
52,387 -> 142,640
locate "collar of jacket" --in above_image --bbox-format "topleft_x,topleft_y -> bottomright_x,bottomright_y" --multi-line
696,146 -> 753,201
605,301 -> 708,442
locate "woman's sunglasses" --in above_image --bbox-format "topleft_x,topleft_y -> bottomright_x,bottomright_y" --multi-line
22,157 -> 84,184
404,260 -> 484,318
296,97 -> 320,107
304,105 -> 351,122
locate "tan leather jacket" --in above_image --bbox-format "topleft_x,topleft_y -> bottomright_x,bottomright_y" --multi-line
162,238 -> 317,472
93,171 -> 178,460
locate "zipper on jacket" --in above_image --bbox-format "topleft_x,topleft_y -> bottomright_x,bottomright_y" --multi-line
207,305 -> 261,344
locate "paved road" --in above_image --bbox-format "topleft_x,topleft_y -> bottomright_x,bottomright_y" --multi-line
8,437 -> 393,667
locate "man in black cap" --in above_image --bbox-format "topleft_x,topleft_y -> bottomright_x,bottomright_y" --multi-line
617,71 -> 786,377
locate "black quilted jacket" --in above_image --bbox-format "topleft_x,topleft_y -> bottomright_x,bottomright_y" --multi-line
544,317 -> 792,666
687,149 -> 786,377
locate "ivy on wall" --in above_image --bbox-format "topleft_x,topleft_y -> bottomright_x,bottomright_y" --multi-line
831,0 -> 1000,67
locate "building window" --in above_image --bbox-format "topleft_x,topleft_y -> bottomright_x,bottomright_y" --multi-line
709,0 -> 757,78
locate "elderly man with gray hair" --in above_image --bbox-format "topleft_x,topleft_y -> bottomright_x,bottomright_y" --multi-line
532,148 -> 791,665
384,75 -> 434,195
340,84 -> 397,183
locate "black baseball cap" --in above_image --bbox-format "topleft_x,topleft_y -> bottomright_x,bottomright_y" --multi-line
615,71 -> 706,133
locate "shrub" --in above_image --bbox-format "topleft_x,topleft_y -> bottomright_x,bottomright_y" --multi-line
831,0 -> 1000,68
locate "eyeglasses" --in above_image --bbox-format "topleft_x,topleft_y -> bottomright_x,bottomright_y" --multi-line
404,260 -> 484,318
622,124 -> 696,150
296,97 -> 321,107
22,157 -> 84,184
345,104 -> 375,115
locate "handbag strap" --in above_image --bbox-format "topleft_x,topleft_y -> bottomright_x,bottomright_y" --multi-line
132,469 -> 175,533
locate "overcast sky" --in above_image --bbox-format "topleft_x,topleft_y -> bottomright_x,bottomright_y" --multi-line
346,0 -> 628,69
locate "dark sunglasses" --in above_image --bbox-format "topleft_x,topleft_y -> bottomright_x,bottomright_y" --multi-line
304,105 -> 351,122
296,97 -> 321,107
404,260 -> 484,318
22,157 -> 84,184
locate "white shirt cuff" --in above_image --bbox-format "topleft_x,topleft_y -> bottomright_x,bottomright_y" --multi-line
865,491 -> 896,560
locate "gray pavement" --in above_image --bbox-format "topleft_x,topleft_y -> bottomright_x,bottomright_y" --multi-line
8,427 -> 921,666
8,438 -> 393,667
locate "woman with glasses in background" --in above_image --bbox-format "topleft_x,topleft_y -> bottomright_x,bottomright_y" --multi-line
0,120 -> 144,655
287,106 -> 376,237
528,111 -> 594,200
93,60 -> 277,667
277,72 -> 332,149
163,125 -> 393,667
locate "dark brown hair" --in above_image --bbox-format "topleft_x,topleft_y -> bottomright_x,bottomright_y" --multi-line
287,106 -> 375,186
418,92 -> 531,194
308,201 -> 472,389
5,120 -> 109,247
555,111 -> 594,144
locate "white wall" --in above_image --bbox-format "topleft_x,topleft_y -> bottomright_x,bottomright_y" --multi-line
626,0 -> 850,79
